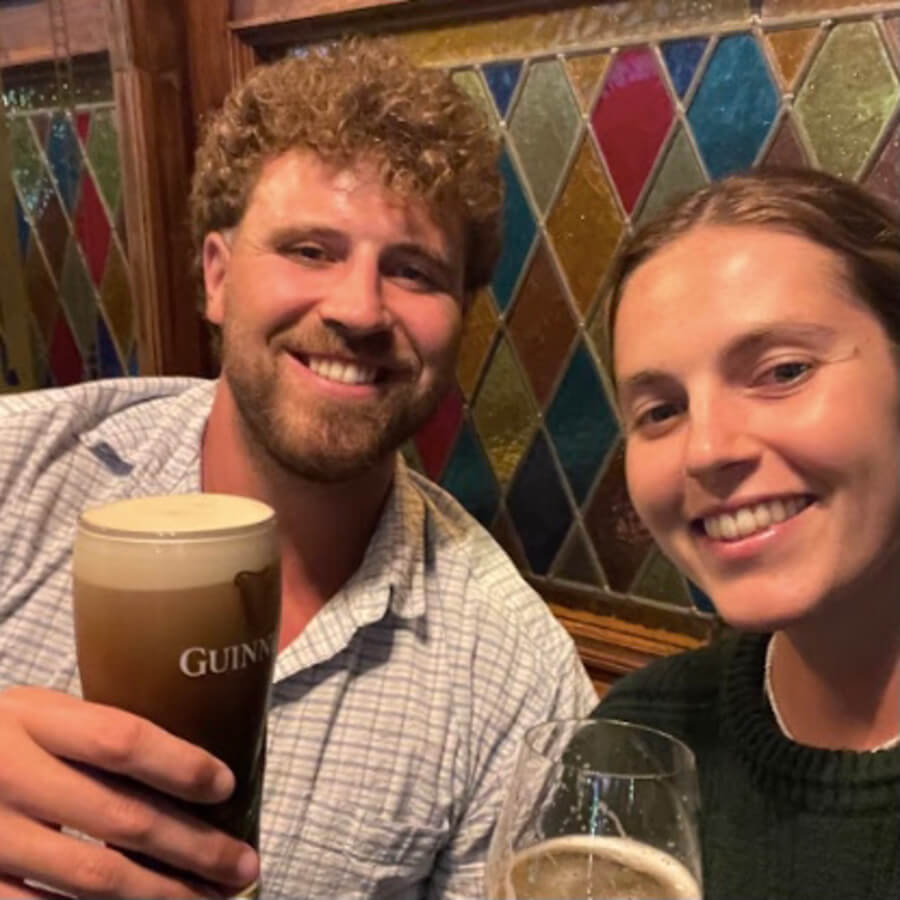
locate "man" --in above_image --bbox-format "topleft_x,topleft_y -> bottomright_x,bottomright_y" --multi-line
0,39 -> 595,898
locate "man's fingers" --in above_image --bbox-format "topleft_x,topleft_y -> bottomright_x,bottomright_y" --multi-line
0,806 -> 217,899
0,714 -> 256,889
0,687 -> 233,802
0,876 -> 52,899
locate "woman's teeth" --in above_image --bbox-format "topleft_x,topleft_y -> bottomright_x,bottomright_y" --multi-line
702,497 -> 812,541
307,358 -> 377,385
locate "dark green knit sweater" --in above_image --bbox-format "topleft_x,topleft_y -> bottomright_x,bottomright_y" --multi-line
592,632 -> 900,900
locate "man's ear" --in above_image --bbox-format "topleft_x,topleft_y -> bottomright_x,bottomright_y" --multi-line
202,232 -> 232,325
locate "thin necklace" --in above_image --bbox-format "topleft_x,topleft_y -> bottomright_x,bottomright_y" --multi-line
764,636 -> 900,752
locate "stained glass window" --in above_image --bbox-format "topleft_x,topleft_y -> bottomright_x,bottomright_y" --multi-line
2,53 -> 136,391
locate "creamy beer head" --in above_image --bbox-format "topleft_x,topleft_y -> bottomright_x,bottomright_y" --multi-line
505,835 -> 701,900
76,493 -> 276,590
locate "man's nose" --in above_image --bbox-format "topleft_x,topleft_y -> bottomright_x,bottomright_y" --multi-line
318,251 -> 392,338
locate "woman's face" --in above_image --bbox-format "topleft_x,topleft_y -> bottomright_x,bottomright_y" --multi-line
614,224 -> 900,631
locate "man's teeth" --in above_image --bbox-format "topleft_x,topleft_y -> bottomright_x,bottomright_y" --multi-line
307,358 -> 377,385
703,497 -> 811,541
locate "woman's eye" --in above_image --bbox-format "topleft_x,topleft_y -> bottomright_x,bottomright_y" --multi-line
633,402 -> 681,431
758,360 -> 814,386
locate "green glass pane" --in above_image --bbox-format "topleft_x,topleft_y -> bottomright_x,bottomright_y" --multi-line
59,239 -> 98,355
451,69 -> 499,130
795,21 -> 899,178
631,548 -> 692,607
553,523 -> 603,586
8,117 -> 53,220
472,337 -> 537,487
99,240 -> 133,355
508,59 -> 581,215
637,125 -> 707,226
86,109 -> 122,215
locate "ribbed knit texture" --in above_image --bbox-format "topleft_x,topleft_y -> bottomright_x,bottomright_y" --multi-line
594,633 -> 900,900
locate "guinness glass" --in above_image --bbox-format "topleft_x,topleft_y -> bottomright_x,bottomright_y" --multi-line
73,493 -> 280,898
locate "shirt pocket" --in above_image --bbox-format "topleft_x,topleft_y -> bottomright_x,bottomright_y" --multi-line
280,796 -> 449,900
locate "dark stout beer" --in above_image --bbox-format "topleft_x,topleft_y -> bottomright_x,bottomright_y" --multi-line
73,494 -> 280,898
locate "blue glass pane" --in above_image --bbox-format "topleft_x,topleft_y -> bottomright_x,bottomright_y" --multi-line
127,343 -> 139,376
45,112 -> 82,212
507,431 -> 573,575
688,34 -> 778,178
14,195 -> 29,259
661,37 -> 708,98
440,419 -> 500,527
0,334 -> 19,388
688,581 -> 717,614
491,149 -> 536,312
483,61 -> 522,118
97,316 -> 124,378
545,342 -> 619,503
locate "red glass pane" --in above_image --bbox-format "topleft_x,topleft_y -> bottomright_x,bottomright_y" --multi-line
75,172 -> 112,285
414,387 -> 464,480
591,47 -> 674,213
49,314 -> 83,385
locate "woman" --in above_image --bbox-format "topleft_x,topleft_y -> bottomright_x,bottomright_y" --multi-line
594,168 -> 900,900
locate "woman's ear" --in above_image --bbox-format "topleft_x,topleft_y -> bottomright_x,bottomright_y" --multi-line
202,232 -> 232,325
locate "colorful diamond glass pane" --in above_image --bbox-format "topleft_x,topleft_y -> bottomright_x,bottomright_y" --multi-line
661,37 -> 708,98
86,109 -> 121,215
795,22 -> 899,179
553,524 -> 602,586
14,195 -> 29,260
100,241 -> 133,355
49,313 -> 83,386
24,243 -> 58,344
765,26 -> 819,89
688,581 -> 716,615
127,344 -> 139,376
456,287 -> 498,400
482,61 -> 522,119
592,46 -> 674,214
763,115 -> 809,168
507,242 -> 576,409
632,549 -> 691,607
506,430 -> 573,575
45,112 -> 82,213
9,116 -> 53,220
864,122 -> 899,210
75,170 -> 112,286
637,125 -> 707,227
545,342 -> 619,504
439,420 -> 500,528
565,52 -> 611,112
491,150 -> 536,312
96,313 -> 124,378
60,241 -> 97,354
472,337 -> 536,487
451,69 -> 498,129
36,190 -> 68,281
509,59 -> 581,214
688,34 -> 778,178
547,138 -> 624,317
584,444 -> 654,592
491,508 -> 529,573
414,387 -> 463,481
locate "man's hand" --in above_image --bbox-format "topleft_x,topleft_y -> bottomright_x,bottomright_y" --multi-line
0,686 -> 259,898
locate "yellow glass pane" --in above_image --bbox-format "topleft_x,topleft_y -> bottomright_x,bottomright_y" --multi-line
100,240 -> 133,355
397,0 -> 749,67
456,286 -> 498,400
631,548 -> 691,607
472,337 -> 536,487
795,21 -> 899,178
765,26 -> 820,89
565,52 -> 611,113
547,137 -> 624,318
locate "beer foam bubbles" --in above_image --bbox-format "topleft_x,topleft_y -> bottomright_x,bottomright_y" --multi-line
75,493 -> 277,590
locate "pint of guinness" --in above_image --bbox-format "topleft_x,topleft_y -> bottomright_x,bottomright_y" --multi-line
73,493 -> 280,899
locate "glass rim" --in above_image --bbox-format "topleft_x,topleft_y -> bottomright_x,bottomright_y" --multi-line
522,716 -> 697,780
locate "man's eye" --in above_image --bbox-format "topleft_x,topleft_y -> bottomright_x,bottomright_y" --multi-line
284,243 -> 331,263
392,264 -> 438,290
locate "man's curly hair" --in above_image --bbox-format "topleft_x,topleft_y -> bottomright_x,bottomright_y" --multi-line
190,37 -> 503,295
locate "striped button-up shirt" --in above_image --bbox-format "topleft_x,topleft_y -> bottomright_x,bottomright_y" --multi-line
0,378 -> 596,898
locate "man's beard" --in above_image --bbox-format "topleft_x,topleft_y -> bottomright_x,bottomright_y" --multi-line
223,336 -> 453,484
